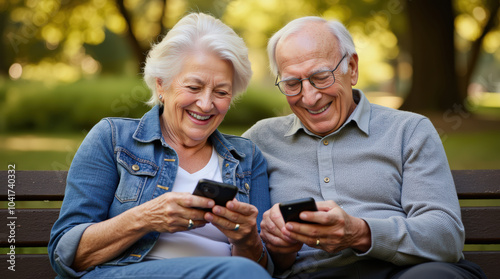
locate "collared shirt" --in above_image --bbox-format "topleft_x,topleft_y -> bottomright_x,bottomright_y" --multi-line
49,105 -> 271,278
243,89 -> 464,277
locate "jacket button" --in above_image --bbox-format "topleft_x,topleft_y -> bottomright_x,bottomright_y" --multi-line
324,177 -> 330,183
132,164 -> 140,171
245,183 -> 250,190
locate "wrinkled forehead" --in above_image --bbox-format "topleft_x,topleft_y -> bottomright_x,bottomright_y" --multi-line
275,23 -> 339,72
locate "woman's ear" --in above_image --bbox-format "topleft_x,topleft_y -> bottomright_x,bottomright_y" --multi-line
156,78 -> 165,101
155,78 -> 163,92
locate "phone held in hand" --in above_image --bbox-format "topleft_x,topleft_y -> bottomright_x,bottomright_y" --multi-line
192,179 -> 238,211
279,197 -> 318,224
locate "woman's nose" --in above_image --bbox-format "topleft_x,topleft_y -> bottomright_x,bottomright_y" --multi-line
196,90 -> 215,112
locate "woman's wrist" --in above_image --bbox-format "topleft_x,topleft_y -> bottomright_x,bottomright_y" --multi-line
256,244 -> 266,263
231,238 -> 265,263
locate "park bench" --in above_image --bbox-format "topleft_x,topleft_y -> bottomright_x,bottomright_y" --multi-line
1,170 -> 499,278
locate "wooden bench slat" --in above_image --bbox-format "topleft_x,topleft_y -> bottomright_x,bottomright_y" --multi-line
2,209 -> 497,246
0,171 -> 67,201
2,170 -> 498,199
461,207 -> 500,244
452,170 -> 500,199
0,170 -> 498,278
463,251 -> 500,279
0,254 -> 56,278
0,209 -> 60,247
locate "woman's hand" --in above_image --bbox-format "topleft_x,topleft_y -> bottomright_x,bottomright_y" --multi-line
204,199 -> 259,246
204,199 -> 266,265
73,192 -> 215,271
139,192 -> 214,233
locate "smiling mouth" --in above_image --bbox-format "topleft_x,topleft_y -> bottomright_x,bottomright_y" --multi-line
307,103 -> 331,114
188,111 -> 211,121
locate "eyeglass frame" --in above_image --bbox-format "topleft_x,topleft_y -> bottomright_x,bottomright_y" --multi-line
274,54 -> 348,96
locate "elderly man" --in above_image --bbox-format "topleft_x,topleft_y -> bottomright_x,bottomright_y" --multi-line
243,16 -> 486,279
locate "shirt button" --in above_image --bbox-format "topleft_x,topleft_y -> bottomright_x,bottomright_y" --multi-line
324,177 -> 330,183
132,164 -> 140,171
323,140 -> 329,146
245,183 -> 250,190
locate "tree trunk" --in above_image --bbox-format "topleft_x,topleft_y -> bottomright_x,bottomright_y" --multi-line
400,0 -> 461,112
462,0 -> 500,94
115,0 -> 148,74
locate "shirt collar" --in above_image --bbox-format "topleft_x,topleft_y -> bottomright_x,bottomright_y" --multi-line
284,89 -> 371,138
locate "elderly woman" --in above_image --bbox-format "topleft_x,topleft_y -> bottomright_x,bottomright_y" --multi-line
48,13 -> 272,278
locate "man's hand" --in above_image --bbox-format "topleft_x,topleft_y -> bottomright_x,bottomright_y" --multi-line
260,204 -> 303,271
282,200 -> 372,254
261,203 -> 304,254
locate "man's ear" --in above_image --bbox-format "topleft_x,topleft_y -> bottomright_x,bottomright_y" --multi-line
349,53 -> 359,86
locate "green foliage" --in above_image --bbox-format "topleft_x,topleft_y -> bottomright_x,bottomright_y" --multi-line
444,131 -> 500,169
223,84 -> 291,127
1,78 -> 151,132
0,78 -> 290,133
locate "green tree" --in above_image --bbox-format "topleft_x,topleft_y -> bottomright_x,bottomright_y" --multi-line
400,0 -> 500,112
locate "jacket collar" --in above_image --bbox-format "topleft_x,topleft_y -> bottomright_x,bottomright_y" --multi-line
284,89 -> 371,138
133,105 -> 163,143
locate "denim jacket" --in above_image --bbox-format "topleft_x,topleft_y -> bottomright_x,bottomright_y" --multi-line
48,105 -> 271,278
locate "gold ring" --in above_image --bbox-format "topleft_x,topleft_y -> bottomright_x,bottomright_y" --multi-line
233,224 -> 240,231
316,239 -> 320,246
187,219 -> 194,229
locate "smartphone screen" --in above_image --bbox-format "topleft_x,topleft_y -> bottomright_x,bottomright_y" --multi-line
279,197 -> 318,224
192,179 -> 238,211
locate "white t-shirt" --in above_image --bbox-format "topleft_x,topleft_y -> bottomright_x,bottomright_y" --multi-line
145,148 -> 231,259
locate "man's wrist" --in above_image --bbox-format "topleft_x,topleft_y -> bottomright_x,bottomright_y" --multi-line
351,218 -> 372,252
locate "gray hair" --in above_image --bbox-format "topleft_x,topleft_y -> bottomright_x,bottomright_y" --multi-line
143,13 -> 252,106
267,16 -> 356,76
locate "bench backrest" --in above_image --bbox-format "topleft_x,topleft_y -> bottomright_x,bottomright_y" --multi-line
0,170 -> 499,278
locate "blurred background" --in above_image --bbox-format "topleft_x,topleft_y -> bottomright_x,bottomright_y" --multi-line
1,0 -> 499,170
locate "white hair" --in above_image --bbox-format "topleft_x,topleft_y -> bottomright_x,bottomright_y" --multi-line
267,16 -> 356,76
143,13 -> 252,106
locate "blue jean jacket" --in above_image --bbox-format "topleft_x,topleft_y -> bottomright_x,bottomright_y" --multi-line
48,105 -> 271,278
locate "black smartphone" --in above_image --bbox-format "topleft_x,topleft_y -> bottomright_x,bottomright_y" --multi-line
279,197 -> 318,224
192,179 -> 238,211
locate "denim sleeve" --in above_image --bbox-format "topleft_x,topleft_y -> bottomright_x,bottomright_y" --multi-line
248,143 -> 271,232
359,118 -> 464,264
248,143 -> 274,275
48,119 -> 119,277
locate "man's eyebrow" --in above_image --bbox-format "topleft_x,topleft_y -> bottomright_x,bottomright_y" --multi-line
281,67 -> 331,80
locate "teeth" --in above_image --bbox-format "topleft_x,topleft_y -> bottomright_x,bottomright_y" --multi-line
188,111 -> 210,120
307,103 -> 330,114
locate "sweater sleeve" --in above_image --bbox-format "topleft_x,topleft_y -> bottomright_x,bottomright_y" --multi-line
360,118 -> 464,264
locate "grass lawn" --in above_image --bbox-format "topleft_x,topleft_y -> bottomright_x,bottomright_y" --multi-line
443,130 -> 500,169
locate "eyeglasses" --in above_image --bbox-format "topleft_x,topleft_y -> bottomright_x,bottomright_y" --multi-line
275,54 -> 347,96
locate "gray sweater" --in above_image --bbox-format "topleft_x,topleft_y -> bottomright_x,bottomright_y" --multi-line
243,89 -> 464,277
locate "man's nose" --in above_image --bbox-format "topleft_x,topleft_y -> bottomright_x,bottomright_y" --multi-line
301,80 -> 321,106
